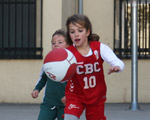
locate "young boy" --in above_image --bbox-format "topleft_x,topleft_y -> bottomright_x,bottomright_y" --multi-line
31,29 -> 69,120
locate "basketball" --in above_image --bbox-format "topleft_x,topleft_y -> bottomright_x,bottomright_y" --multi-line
43,48 -> 77,82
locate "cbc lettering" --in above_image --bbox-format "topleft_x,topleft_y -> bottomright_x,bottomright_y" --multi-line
77,62 -> 101,74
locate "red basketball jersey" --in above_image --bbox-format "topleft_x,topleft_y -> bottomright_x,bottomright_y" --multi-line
66,41 -> 106,105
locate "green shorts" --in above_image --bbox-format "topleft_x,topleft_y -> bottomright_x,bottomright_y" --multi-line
38,104 -> 65,120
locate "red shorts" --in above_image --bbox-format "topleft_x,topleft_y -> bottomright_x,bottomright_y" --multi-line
64,99 -> 106,120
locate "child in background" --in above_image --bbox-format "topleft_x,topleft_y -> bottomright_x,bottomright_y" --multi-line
64,14 -> 125,120
31,29 -> 69,120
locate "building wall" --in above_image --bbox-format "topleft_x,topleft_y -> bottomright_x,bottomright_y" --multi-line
0,0 -> 149,103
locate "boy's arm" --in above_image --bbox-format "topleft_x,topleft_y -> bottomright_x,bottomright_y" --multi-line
34,66 -> 47,92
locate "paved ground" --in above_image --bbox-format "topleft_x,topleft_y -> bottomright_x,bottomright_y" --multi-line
0,103 -> 150,120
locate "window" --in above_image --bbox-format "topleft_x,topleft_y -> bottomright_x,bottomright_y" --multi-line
0,0 -> 43,59
114,0 -> 150,59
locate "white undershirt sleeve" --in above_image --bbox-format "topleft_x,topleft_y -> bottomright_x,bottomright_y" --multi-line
100,43 -> 125,71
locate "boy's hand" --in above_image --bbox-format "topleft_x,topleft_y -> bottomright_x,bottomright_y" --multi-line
31,90 -> 39,98
61,96 -> 66,106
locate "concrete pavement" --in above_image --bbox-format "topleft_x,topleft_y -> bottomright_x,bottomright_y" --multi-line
0,103 -> 150,120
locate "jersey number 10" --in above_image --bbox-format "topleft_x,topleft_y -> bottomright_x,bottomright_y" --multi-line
83,76 -> 96,89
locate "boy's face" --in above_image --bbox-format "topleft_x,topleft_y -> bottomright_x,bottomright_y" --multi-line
51,35 -> 68,49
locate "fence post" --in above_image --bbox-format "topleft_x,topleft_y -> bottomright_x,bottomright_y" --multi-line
129,0 -> 140,110
78,0 -> 83,14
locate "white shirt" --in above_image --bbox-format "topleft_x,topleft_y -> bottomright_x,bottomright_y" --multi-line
85,43 -> 125,71
100,43 -> 125,71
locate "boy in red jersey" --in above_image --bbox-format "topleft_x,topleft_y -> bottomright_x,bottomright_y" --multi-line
64,14 -> 125,120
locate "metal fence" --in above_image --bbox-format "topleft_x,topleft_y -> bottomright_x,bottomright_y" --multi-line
114,0 -> 150,59
0,0 -> 43,59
